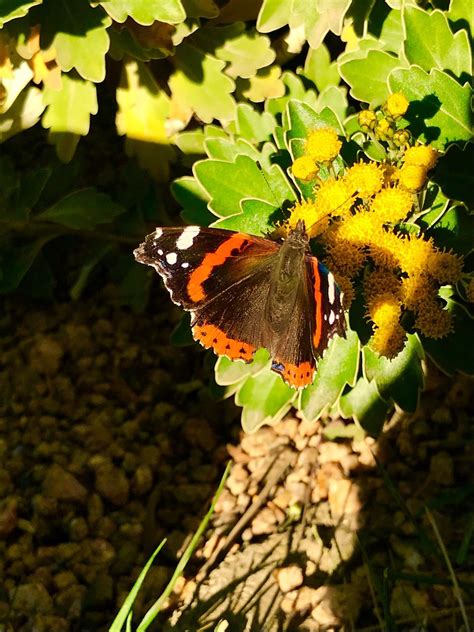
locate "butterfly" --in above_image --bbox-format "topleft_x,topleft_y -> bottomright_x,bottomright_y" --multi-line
134,221 -> 345,389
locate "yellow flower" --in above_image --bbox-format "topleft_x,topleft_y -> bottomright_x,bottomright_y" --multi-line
404,145 -> 439,170
367,292 -> 405,358
314,177 -> 354,217
382,163 -> 401,186
333,273 -> 355,308
384,92 -> 409,118
325,240 -> 366,278
358,109 -> 377,131
305,127 -> 342,163
393,129 -> 411,148
370,186 -> 413,223
400,274 -> 437,311
345,161 -> 384,198
428,250 -> 464,284
331,210 -> 384,246
375,118 -> 394,140
395,235 -> 435,277
398,164 -> 428,191
291,155 -> 319,181
364,268 -> 401,302
371,323 -> 406,358
367,229 -> 402,270
287,200 -> 328,234
415,301 -> 453,339
466,278 -> 474,303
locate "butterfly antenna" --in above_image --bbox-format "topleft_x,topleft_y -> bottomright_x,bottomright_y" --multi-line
256,161 -> 281,208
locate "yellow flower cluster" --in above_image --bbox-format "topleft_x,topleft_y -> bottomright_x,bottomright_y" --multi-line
286,105 -> 463,358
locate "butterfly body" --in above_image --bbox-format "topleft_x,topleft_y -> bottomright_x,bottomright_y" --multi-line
134,223 -> 345,389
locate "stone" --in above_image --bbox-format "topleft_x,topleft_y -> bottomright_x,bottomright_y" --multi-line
328,479 -> 362,520
95,464 -> 129,506
0,496 -> 18,538
429,451 -> 454,486
276,565 -> 304,593
11,583 -> 53,615
42,465 -> 87,504
131,464 -> 153,496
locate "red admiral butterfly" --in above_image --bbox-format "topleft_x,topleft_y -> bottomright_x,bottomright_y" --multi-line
134,222 -> 345,389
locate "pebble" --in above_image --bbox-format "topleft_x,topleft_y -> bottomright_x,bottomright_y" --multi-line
0,496 -> 18,538
42,464 -> 88,504
276,565 -> 304,592
10,582 -> 53,615
94,464 -> 129,506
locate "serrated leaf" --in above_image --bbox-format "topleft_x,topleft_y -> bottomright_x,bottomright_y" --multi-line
238,65 -> 285,103
300,329 -> 359,421
286,100 -> 343,151
339,49 -> 405,106
204,137 -> 261,162
116,60 -> 175,182
194,154 -> 293,218
42,73 -> 97,163
431,143 -> 474,206
448,0 -> 473,37
182,0 -> 219,18
403,6 -> 471,78
100,0 -> 185,25
427,205 -> 474,255
422,299 -> 474,375
212,199 -> 282,235
0,59 -> 33,114
175,130 -> 205,155
339,377 -> 390,436
117,261 -> 152,313
0,85 -> 44,142
0,0 -> 42,26
41,0 -> 111,82
0,238 -> 50,293
368,6 -> 403,53
192,23 -> 275,79
169,42 -> 235,124
236,369 -> 296,433
235,103 -> 276,143
388,66 -> 472,148
16,167 -> 51,218
172,176 -> 214,226
316,85 -> 348,122
215,348 -> 271,386
302,44 -> 340,92
363,334 -> 424,413
37,188 -> 124,229
70,242 -> 114,300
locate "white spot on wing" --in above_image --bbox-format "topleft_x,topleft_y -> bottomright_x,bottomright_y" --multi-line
181,262 -> 189,268
153,227 -> 163,243
158,249 -> 163,256
166,252 -> 177,265
176,226 -> 200,250
329,310 -> 336,325
328,272 -> 336,304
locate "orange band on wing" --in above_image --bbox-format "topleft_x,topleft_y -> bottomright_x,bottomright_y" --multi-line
276,360 -> 315,389
311,259 -> 323,350
193,322 -> 255,362
187,234 -> 249,302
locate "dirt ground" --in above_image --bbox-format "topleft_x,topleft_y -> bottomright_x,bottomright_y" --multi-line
0,289 -> 473,631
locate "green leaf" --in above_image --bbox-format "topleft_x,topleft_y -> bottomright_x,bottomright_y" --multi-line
41,0 -> 111,82
0,238 -> 50,293
422,299 -> 474,375
172,176 -> 215,226
169,42 -> 235,124
388,66 -> 472,148
70,242 -> 114,300
363,334 -> 424,413
204,137 -> 261,162
339,49 -> 404,106
427,205 -> 474,255
194,154 -> 293,218
15,167 -> 52,218
193,23 -> 275,79
42,73 -> 97,163
36,188 -> 125,229
339,377 -> 390,436
238,65 -> 285,104
175,130 -> 205,155
236,104 -> 276,143
212,199 -> 281,236
300,329 -> 359,421
368,6 -> 404,53
215,348 -> 271,386
266,72 -> 317,117
286,100 -> 343,143
100,0 -> 185,25
431,143 -> 474,206
236,370 -> 296,433
0,86 -> 44,142
448,0 -> 473,39
302,44 -> 340,92
182,0 -> 219,19
316,85 -> 348,122
116,60 -> 175,182
403,6 -> 471,78
0,0 -> 41,26
0,60 -> 33,114
117,262 -> 152,313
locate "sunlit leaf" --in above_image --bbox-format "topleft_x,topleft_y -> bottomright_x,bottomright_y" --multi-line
0,86 -> 44,142
100,0 -> 185,25
238,65 -> 285,103
339,377 -> 390,436
0,0 -> 42,27
302,44 -> 340,92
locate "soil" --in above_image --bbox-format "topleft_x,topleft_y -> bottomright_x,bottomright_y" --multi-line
0,288 -> 473,631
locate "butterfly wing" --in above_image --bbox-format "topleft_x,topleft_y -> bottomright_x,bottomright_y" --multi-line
134,226 -> 279,362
